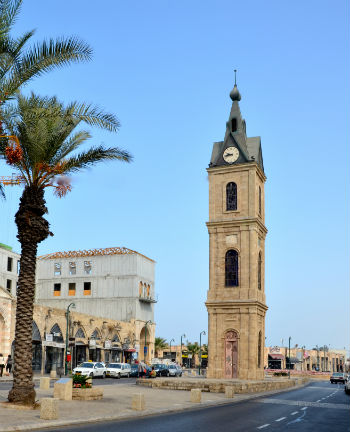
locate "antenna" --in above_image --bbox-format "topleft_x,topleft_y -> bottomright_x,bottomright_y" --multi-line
234,69 -> 237,86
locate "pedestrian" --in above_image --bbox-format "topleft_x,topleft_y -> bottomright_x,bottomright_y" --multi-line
6,354 -> 12,374
0,354 -> 5,377
138,362 -> 143,378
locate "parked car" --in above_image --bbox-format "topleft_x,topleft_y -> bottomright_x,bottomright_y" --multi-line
105,363 -> 131,378
73,362 -> 106,378
130,364 -> 139,377
168,364 -> 182,377
330,372 -> 347,384
153,364 -> 170,377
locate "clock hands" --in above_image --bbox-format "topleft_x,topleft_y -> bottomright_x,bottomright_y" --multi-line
225,153 -> 233,157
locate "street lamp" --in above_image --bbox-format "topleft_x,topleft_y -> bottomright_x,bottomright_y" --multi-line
169,338 -> 175,361
288,336 -> 291,379
65,302 -> 76,375
144,320 -> 152,362
199,330 -> 206,376
180,334 -> 186,367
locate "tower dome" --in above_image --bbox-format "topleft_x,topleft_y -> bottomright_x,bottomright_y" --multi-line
230,84 -> 241,101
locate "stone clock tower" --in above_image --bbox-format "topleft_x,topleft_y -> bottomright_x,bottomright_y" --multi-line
206,81 -> 268,380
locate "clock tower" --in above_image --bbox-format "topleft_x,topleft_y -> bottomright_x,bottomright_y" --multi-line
206,81 -> 268,380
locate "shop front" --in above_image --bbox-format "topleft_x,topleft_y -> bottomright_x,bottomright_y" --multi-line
268,353 -> 284,369
73,341 -> 87,367
88,339 -> 102,362
32,321 -> 42,371
44,324 -> 65,373
103,340 -> 122,364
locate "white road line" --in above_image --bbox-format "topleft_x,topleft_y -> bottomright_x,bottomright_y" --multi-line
301,407 -> 308,410
275,417 -> 286,422
257,425 -> 270,430
316,400 -> 321,402
291,411 -> 298,415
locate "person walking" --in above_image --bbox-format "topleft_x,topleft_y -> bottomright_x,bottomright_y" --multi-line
0,354 -> 5,377
6,355 -> 12,374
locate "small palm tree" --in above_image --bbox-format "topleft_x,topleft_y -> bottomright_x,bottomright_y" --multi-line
187,342 -> 200,368
0,92 -> 131,404
154,337 -> 168,358
0,0 -> 92,197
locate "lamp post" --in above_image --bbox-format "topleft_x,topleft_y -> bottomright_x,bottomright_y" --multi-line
169,338 -> 175,362
199,330 -> 206,376
65,302 -> 76,375
144,320 -> 152,363
180,334 -> 186,367
288,336 -> 291,379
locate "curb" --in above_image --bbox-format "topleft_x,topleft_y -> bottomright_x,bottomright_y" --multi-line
0,381 -> 310,432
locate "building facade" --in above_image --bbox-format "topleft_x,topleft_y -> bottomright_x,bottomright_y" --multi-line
206,82 -> 268,380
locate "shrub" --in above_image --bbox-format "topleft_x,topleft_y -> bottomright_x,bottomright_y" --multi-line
72,374 -> 92,388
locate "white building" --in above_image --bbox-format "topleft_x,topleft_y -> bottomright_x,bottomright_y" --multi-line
0,243 -> 19,297
35,247 -> 156,324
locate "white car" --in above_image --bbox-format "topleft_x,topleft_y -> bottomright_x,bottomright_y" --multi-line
168,364 -> 183,377
73,362 -> 106,378
106,363 -> 131,378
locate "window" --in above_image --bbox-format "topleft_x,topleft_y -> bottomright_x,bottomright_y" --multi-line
84,282 -> 91,295
54,283 -> 61,296
69,262 -> 76,275
147,284 -> 150,297
75,328 -> 85,338
231,118 -> 237,132
226,182 -> 237,211
6,279 -> 11,292
139,281 -> 143,297
7,257 -> 13,272
258,252 -> 262,290
258,331 -> 262,368
54,263 -> 61,276
225,250 -> 239,287
68,282 -> 76,296
84,261 -> 92,275
259,186 -> 262,215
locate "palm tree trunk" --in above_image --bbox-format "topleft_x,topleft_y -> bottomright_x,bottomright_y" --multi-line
8,186 -> 51,405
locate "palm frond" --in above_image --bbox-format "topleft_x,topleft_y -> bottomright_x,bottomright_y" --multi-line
64,102 -> 120,132
0,0 -> 22,32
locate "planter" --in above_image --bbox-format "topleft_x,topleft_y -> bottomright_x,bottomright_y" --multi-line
72,387 -> 103,401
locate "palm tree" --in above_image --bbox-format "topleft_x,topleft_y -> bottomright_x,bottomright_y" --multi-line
0,0 -> 92,197
187,342 -> 200,368
0,92 -> 131,404
154,337 -> 168,358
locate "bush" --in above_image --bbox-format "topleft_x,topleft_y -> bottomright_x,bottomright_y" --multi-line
72,374 -> 92,388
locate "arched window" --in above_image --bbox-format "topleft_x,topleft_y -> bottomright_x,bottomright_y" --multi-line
258,331 -> 262,368
50,324 -> 63,342
226,182 -> 237,211
139,281 -> 143,297
112,333 -> 120,343
75,328 -> 85,338
259,186 -> 262,215
32,321 -> 41,341
258,252 -> 262,290
147,284 -> 150,297
91,329 -> 101,340
225,250 -> 239,287
143,283 -> 147,297
231,118 -> 237,132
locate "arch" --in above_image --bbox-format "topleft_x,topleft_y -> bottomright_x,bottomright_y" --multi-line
112,333 -> 120,343
139,281 -> 143,297
258,251 -> 262,290
32,321 -> 41,341
75,328 -> 85,338
258,331 -> 262,368
224,330 -> 239,378
225,249 -> 239,287
147,284 -> 150,297
91,328 -> 101,340
226,182 -> 237,211
143,283 -> 147,297
50,323 -> 63,343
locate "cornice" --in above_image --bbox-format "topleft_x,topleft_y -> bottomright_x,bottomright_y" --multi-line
207,162 -> 267,182
206,299 -> 268,311
206,217 -> 268,235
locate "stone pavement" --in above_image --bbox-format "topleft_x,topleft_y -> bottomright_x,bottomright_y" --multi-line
0,380 -> 309,432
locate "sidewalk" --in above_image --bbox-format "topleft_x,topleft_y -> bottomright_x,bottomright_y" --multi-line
0,380 -> 309,432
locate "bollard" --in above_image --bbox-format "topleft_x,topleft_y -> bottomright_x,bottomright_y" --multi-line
53,378 -> 72,401
132,393 -> 145,411
225,386 -> 235,398
40,398 -> 59,420
50,370 -> 57,379
39,377 -> 50,390
190,388 -> 201,403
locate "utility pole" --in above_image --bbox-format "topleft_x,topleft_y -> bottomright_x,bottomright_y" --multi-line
180,334 -> 186,367
199,331 -> 206,376
288,336 -> 291,379
65,303 -> 75,375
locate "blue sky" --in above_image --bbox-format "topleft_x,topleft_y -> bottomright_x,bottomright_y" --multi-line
1,0 -> 349,352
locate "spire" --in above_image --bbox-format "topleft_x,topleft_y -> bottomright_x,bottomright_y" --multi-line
230,69 -> 241,101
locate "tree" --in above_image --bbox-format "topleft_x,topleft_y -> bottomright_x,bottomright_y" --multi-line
186,342 -> 200,368
0,92 -> 132,404
0,0 -> 92,197
154,337 -> 168,358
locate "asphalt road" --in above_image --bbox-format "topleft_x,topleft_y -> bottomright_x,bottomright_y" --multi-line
41,380 -> 350,432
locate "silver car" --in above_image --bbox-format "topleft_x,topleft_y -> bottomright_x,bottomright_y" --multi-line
168,364 -> 182,377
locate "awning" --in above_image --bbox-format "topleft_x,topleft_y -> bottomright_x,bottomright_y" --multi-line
124,349 -> 136,352
268,354 -> 284,360
289,357 -> 301,364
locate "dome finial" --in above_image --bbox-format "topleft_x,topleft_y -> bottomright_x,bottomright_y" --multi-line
230,69 -> 241,101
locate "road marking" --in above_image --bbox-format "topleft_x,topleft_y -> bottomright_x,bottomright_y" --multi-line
257,425 -> 270,429
275,417 -> 286,422
291,411 -> 298,415
255,398 -> 349,410
316,399 -> 321,402
301,407 -> 308,410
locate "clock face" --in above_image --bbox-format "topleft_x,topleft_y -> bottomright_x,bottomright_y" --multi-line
223,147 -> 239,164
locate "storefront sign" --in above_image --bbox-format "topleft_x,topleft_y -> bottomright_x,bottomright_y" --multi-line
89,339 -> 96,348
45,334 -> 53,342
270,346 -> 282,354
42,341 -> 65,348
104,340 -> 111,349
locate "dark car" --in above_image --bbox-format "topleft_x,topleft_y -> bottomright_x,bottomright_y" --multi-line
330,372 -> 347,384
153,363 -> 170,377
131,363 -> 151,378
130,364 -> 139,377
